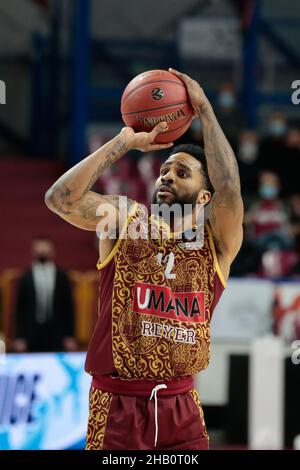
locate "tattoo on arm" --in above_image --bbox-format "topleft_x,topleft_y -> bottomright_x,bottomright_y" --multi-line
47,183 -> 73,215
197,104 -> 243,259
77,194 -> 121,221
46,138 -> 129,217
101,140 -> 128,172
197,105 -> 241,202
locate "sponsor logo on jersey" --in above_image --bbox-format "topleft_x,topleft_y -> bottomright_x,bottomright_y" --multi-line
133,282 -> 206,323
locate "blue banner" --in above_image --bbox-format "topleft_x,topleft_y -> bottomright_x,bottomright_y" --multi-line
0,352 -> 90,450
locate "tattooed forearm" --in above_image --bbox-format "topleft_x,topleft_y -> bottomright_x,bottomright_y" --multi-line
101,140 -> 128,172
77,194 -> 121,220
197,105 -> 241,194
77,195 -> 103,220
45,135 -> 129,216
45,183 -> 73,215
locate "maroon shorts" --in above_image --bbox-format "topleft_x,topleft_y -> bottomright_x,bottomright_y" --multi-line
86,375 -> 209,450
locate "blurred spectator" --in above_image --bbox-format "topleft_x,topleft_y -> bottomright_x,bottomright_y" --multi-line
286,128 -> 300,150
97,157 -> 144,204
245,171 -> 292,250
237,130 -> 260,197
214,82 -> 245,148
267,112 -> 288,138
239,171 -> 294,277
280,128 -> 300,196
286,127 -> 300,149
258,112 -> 288,175
273,282 -> 300,342
13,236 -> 77,353
289,194 -> 300,238
287,234 -> 300,278
261,247 -> 297,279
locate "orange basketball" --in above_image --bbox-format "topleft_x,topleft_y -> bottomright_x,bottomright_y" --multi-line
121,69 -> 193,143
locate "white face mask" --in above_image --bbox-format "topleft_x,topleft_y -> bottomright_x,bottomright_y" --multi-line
238,142 -> 258,163
190,119 -> 202,132
218,92 -> 235,109
268,120 -> 287,137
259,184 -> 279,200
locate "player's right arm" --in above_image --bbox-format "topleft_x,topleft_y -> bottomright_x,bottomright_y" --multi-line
45,123 -> 172,231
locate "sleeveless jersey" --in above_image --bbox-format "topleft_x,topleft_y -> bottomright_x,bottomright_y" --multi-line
85,202 -> 226,380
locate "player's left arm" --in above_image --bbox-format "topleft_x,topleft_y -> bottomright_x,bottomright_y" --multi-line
169,68 -> 244,264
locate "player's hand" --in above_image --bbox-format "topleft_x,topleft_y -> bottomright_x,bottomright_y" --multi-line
120,122 -> 173,152
168,68 -> 212,116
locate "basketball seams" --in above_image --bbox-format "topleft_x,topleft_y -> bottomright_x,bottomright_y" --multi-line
121,79 -> 186,106
121,70 -> 193,142
122,100 -> 189,116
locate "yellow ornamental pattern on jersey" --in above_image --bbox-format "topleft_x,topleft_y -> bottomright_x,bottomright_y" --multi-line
85,387 -> 112,450
111,208 -> 215,380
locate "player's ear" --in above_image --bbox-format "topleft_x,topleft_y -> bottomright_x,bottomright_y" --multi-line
198,189 -> 211,205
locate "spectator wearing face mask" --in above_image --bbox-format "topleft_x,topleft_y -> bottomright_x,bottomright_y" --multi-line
267,112 -> 288,138
258,112 -> 288,175
13,236 -> 77,353
232,171 -> 293,276
244,171 -> 293,251
214,82 -> 245,149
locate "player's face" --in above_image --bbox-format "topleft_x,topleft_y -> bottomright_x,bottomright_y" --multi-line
152,152 -> 211,207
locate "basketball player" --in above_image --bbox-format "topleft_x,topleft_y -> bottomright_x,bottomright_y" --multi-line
45,69 -> 243,450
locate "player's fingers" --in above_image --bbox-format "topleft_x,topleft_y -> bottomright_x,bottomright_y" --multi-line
169,68 -> 191,82
169,67 -> 184,76
150,121 -> 168,138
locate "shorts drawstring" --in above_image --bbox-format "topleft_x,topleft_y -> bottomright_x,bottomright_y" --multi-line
149,384 -> 167,448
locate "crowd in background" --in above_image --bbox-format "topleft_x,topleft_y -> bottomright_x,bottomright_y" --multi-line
2,81 -> 300,353
97,81 -> 300,280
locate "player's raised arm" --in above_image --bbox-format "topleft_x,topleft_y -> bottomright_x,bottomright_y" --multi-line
45,123 -> 172,231
169,68 -> 243,264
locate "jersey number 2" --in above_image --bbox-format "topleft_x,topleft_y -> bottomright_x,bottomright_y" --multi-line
157,252 -> 176,279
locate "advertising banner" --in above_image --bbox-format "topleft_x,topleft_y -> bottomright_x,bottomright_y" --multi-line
0,352 -> 90,450
211,279 -> 274,340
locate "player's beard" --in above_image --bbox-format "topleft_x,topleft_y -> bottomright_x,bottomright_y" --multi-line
151,188 -> 198,212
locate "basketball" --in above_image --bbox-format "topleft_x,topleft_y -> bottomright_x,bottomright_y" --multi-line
121,69 -> 194,143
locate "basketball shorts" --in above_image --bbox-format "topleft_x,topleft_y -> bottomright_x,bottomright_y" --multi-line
85,375 -> 209,450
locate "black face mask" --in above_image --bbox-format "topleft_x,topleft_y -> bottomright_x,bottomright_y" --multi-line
36,256 -> 50,264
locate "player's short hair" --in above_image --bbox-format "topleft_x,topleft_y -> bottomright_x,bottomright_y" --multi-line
169,143 -> 214,194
